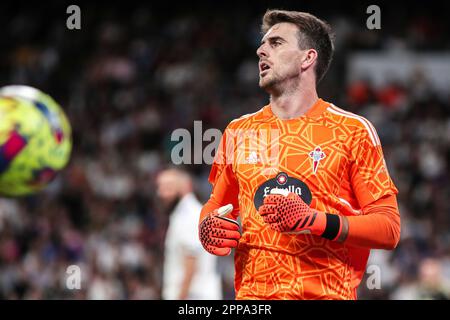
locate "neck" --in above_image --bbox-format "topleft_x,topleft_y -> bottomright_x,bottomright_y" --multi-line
269,83 -> 318,120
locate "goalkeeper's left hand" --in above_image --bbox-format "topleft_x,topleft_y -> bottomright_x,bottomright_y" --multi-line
258,189 -> 345,241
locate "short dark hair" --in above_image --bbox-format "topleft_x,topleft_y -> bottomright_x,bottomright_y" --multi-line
261,9 -> 334,84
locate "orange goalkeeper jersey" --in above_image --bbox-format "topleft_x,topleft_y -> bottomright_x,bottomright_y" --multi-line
202,98 -> 398,299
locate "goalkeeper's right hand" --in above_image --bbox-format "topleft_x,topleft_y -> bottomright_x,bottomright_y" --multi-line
199,204 -> 241,256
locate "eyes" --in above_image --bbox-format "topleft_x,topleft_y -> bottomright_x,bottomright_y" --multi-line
260,39 -> 284,50
257,37 -> 285,55
272,40 -> 283,48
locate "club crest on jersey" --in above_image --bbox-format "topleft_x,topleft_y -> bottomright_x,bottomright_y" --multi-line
309,146 -> 326,174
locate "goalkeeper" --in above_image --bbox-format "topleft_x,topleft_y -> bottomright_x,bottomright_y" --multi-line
199,9 -> 400,300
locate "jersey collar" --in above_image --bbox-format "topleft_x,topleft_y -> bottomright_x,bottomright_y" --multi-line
263,98 -> 329,121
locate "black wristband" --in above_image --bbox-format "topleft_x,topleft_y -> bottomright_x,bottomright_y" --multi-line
321,213 -> 341,240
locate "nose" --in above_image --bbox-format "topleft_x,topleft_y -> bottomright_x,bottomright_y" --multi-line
256,44 -> 267,58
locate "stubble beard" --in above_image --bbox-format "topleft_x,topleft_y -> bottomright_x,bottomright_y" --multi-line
259,70 -> 301,97
259,73 -> 281,95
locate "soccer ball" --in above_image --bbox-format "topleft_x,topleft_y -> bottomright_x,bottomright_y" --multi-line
0,85 -> 72,196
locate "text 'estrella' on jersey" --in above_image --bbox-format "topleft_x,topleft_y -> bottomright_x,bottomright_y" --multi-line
253,172 -> 312,210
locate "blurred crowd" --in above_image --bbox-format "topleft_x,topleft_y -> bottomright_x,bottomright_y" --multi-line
0,1 -> 449,299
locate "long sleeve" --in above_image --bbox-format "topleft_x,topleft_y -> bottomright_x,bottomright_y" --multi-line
200,164 -> 240,222
199,126 -> 240,223
342,117 -> 400,249
344,193 -> 400,249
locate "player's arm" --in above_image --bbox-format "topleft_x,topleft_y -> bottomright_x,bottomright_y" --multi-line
341,123 -> 401,249
341,194 -> 400,249
177,254 -> 197,299
258,190 -> 400,249
200,164 -> 240,222
199,128 -> 241,256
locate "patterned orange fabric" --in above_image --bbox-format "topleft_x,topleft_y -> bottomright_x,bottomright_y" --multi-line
201,98 -> 398,299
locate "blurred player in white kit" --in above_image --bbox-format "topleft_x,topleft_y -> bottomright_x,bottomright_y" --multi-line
156,168 -> 222,300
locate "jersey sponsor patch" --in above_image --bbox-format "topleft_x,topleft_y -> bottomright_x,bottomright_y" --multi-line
253,172 -> 312,210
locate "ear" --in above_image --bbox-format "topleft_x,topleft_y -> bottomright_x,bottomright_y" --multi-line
300,49 -> 318,71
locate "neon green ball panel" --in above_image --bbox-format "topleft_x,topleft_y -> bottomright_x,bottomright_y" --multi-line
0,86 -> 72,196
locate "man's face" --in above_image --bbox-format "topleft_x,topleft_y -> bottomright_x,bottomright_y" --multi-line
156,171 -> 180,205
256,22 -> 305,91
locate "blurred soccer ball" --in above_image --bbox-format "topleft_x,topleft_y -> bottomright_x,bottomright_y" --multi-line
0,85 -> 72,196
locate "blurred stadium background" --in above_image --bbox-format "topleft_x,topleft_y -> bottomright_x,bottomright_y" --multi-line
0,0 -> 449,299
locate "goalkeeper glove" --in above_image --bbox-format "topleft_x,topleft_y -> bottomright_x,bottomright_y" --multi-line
199,204 -> 241,256
258,189 -> 344,241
